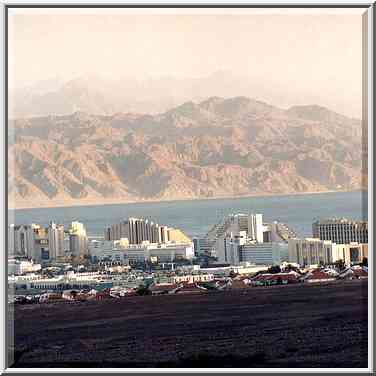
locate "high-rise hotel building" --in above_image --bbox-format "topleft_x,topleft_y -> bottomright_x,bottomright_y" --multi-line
104,218 -> 173,245
312,218 -> 368,244
48,222 -> 65,259
8,223 -> 65,262
69,221 -> 88,257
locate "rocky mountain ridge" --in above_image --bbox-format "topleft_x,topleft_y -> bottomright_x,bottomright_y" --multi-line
8,96 -> 365,208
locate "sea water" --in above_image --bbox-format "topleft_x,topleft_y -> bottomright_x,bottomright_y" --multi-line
9,191 -> 367,238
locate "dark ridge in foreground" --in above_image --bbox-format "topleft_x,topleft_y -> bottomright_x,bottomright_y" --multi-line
10,280 -> 368,368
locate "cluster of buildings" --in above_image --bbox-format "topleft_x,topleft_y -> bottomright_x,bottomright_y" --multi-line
10,260 -> 368,305
288,218 -> 368,267
104,218 -> 190,244
8,214 -> 368,302
89,239 -> 194,265
8,221 -> 88,263
8,217 -> 194,269
95,218 -> 194,264
245,264 -> 368,287
192,214 -> 368,270
194,213 -> 296,266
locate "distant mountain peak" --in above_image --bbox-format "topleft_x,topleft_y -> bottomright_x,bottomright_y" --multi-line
286,104 -> 352,123
9,97 -> 363,208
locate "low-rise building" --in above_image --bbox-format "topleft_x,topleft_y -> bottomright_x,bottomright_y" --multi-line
172,274 -> 214,284
302,270 -> 337,283
9,270 -> 114,291
338,265 -> 368,280
288,238 -> 336,267
288,238 -> 368,267
333,242 -> 368,265
193,237 -> 214,256
89,238 -> 194,264
88,240 -> 122,263
124,242 -> 194,264
231,264 -> 269,275
8,259 -> 41,276
239,242 -> 288,266
250,271 -> 299,286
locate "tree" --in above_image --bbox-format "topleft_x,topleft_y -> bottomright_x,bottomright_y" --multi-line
284,264 -> 301,274
229,270 -> 237,279
70,290 -> 78,299
136,285 -> 150,296
267,265 -> 281,274
334,259 -> 345,270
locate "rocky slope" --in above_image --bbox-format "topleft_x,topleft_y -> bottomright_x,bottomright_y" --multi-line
8,97 -> 365,208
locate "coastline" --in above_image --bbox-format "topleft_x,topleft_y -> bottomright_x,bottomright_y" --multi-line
8,189 -> 365,211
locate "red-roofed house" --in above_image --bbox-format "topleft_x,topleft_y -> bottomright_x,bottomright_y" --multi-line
303,270 -> 336,283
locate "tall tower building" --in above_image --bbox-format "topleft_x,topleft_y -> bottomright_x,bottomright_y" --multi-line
8,224 -> 15,256
248,214 -> 264,243
159,225 -> 169,244
32,225 -> 49,262
69,221 -> 88,257
48,222 -> 65,260
13,224 -> 38,258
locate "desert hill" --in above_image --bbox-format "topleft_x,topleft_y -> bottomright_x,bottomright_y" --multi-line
8,96 -> 364,208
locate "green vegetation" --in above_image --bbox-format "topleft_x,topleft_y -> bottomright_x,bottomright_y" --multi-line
136,285 -> 151,296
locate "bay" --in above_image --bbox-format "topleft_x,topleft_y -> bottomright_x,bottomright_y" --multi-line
8,191 -> 367,239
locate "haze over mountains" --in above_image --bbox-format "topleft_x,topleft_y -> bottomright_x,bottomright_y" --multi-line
9,72 -> 360,119
9,95 -> 364,209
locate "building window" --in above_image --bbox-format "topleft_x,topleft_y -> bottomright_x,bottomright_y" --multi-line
350,248 -> 360,263
296,244 -> 300,264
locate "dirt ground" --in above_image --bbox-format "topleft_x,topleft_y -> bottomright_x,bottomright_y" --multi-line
10,280 -> 368,368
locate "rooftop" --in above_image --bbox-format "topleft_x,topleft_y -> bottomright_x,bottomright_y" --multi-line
314,218 -> 368,225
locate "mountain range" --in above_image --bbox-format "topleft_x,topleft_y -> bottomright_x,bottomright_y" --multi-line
9,71 -> 359,119
8,96 -> 365,209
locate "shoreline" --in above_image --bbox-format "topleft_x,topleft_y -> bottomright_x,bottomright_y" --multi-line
8,189 -> 366,211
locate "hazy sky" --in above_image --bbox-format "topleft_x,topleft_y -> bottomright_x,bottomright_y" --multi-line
8,8 -> 365,117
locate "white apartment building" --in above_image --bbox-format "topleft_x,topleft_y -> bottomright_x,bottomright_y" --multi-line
331,242 -> 368,266
69,221 -> 88,257
124,242 -> 194,264
203,213 -> 297,262
9,223 -> 67,263
48,222 -> 65,259
215,231 -> 288,266
202,213 -> 264,258
193,237 -> 214,256
88,239 -> 194,264
105,218 -> 172,245
288,238 -> 336,267
248,214 -> 264,243
8,224 -> 15,255
8,259 -> 41,276
9,271 -> 107,291
239,242 -> 288,266
215,231 -> 247,264
286,237 -> 365,267
88,238 -> 132,263
8,224 -> 37,258
312,218 -> 368,244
